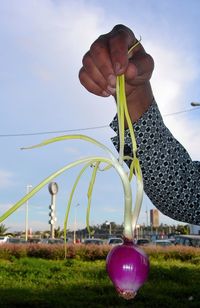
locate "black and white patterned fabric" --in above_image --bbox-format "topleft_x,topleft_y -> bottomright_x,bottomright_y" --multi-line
110,99 -> 200,225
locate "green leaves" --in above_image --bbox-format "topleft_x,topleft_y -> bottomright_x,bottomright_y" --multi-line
0,40 -> 144,242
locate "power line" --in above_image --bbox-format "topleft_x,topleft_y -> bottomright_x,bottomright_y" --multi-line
0,125 -> 109,138
0,107 -> 199,138
163,107 -> 200,117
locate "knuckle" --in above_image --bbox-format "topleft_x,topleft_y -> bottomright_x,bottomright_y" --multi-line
90,37 -> 107,55
82,51 -> 91,67
112,24 -> 134,38
144,53 -> 154,73
78,68 -> 86,83
147,54 -> 155,70
112,24 -> 127,32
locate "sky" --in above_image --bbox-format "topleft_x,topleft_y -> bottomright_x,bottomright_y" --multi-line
0,0 -> 200,233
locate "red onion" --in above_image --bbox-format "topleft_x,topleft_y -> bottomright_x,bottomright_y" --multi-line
106,239 -> 149,300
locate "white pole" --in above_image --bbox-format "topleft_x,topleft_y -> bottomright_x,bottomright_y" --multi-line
25,184 -> 32,241
74,203 -> 80,243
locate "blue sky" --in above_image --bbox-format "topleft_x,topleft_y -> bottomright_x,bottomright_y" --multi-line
0,0 -> 200,232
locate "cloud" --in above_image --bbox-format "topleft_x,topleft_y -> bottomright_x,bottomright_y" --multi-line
63,146 -> 81,156
1,0 -> 116,133
146,42 -> 200,159
0,203 -> 12,214
32,65 -> 54,82
102,207 -> 120,213
6,220 -> 49,232
0,170 -> 15,189
149,43 -> 199,112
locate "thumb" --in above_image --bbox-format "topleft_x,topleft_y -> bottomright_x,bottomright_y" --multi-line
126,53 -> 154,85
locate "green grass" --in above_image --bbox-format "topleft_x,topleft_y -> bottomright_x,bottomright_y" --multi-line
0,256 -> 199,308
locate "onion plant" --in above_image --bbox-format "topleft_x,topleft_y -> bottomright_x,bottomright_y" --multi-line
0,40 -> 149,299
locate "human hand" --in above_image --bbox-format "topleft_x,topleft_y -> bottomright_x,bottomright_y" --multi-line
79,24 -> 154,122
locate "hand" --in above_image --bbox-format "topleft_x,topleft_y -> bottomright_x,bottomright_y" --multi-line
79,24 -> 154,122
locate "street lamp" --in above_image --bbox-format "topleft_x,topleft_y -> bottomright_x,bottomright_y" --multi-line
105,220 -> 112,236
74,203 -> 80,244
25,184 -> 32,241
48,182 -> 59,239
191,102 -> 200,107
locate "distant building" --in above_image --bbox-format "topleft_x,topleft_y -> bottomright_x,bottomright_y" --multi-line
150,209 -> 159,228
189,224 -> 200,235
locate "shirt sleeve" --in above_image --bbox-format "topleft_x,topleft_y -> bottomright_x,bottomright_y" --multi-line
110,99 -> 200,225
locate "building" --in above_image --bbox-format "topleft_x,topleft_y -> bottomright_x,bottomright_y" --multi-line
189,224 -> 200,235
150,209 -> 159,228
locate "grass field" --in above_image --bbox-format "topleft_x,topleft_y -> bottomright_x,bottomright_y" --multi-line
0,249 -> 200,308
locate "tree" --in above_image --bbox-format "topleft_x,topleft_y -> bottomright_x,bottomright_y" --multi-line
54,226 -> 64,238
175,224 -> 189,235
0,224 -> 8,235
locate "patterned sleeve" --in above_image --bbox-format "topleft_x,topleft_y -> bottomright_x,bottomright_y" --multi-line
110,99 -> 200,225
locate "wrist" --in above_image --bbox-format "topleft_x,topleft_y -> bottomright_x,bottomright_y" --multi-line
126,82 -> 153,124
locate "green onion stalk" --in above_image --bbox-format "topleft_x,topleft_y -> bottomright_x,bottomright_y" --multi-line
0,41 -> 143,244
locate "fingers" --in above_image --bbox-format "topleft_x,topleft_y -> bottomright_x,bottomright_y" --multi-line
80,36 -> 116,96
108,24 -> 137,74
79,67 -> 111,97
79,24 -> 154,97
79,24 -> 135,97
82,51 -> 108,90
89,24 -> 136,78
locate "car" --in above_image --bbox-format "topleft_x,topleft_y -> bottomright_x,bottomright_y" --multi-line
135,238 -> 150,246
39,238 -> 64,244
0,236 -> 9,244
47,238 -> 64,244
28,238 -> 42,244
7,238 -> 27,244
84,238 -> 104,245
153,239 -> 174,247
107,238 -> 123,246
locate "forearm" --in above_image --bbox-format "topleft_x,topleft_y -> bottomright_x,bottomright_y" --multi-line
110,99 -> 200,224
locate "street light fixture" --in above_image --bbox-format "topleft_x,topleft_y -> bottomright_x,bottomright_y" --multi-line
191,102 -> 200,107
25,184 -> 32,241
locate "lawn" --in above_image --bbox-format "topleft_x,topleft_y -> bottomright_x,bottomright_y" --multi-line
0,252 -> 199,308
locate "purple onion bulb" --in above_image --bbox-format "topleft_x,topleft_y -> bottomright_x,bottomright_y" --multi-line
106,239 -> 149,300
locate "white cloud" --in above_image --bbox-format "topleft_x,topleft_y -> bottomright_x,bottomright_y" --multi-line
0,203 -> 12,214
63,146 -> 81,156
32,65 -> 54,82
0,170 -> 15,189
149,44 -> 199,113
146,42 -> 200,160
1,0 -> 116,130
102,206 -> 120,213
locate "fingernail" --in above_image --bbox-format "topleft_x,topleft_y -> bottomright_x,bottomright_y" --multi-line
115,62 -> 122,74
107,85 -> 116,95
108,74 -> 116,87
102,91 -> 110,97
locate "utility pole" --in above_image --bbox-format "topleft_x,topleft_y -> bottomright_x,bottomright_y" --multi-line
25,184 -> 32,241
73,203 -> 80,244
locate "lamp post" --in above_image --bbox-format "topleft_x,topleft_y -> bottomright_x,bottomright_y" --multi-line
191,102 -> 200,107
105,220 -> 112,236
48,182 -> 58,239
73,203 -> 80,244
25,184 -> 32,241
